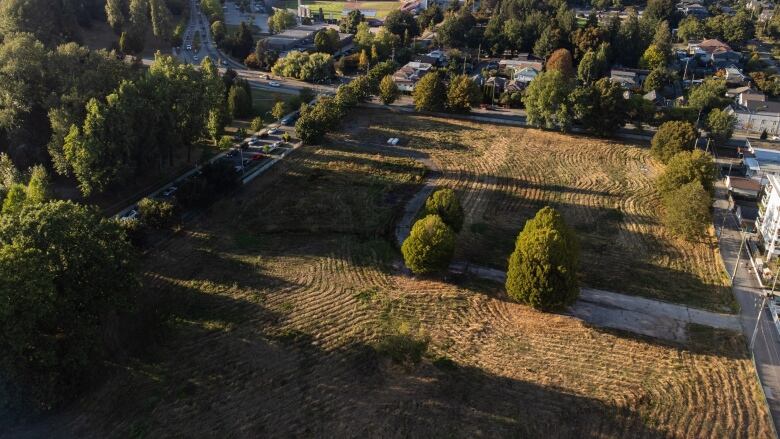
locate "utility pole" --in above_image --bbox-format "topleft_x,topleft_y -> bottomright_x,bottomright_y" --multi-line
732,230 -> 746,281
751,293 -> 769,350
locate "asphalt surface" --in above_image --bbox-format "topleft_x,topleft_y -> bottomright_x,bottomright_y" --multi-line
714,177 -> 780,436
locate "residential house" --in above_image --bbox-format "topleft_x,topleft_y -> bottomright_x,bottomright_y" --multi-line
513,67 -> 539,85
610,68 -> 641,89
415,50 -> 447,67
688,39 -> 742,67
727,100 -> 780,136
392,61 -> 433,92
499,56 -> 543,74
723,65 -> 748,85
643,90 -> 674,108
680,3 -> 709,18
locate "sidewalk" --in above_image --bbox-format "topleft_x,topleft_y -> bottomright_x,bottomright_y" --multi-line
714,178 -> 780,436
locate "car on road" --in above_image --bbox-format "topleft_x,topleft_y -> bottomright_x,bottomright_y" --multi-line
234,165 -> 244,173
221,59 -> 228,66
160,186 -> 178,198
269,128 -> 281,135
226,149 -> 238,158
193,55 -> 199,61
268,81 -> 281,87
186,44 -> 192,50
251,153 -> 265,161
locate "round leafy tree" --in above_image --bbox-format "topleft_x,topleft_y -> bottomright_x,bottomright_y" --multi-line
650,121 -> 697,163
401,214 -> 455,274
423,188 -> 464,232
506,206 -> 579,311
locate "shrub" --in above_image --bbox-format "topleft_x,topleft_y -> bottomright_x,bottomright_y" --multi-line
506,206 -> 579,311
423,188 -> 464,232
138,197 -> 176,229
379,74 -> 400,105
651,121 -> 697,163
401,214 -> 456,274
250,116 -> 264,132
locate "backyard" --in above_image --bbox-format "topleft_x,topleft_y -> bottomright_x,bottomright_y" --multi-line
14,121 -> 772,438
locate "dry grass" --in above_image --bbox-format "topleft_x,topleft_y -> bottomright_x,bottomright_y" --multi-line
331,110 -> 733,312
21,128 -> 771,438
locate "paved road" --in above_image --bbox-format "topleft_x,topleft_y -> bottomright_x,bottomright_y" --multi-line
714,176 -> 780,435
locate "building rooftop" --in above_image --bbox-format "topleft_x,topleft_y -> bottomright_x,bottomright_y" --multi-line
748,138 -> 780,152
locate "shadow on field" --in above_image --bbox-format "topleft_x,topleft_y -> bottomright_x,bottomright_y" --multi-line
14,273 -> 671,438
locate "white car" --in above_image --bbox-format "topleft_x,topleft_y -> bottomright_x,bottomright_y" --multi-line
268,81 -> 281,87
193,55 -> 199,61
161,186 -> 177,198
186,44 -> 192,50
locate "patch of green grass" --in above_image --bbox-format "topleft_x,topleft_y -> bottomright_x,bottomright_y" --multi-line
252,90 -> 297,120
354,287 -> 380,303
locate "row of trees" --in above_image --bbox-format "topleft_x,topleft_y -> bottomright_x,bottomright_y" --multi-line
271,50 -> 335,82
62,54 -> 227,195
293,61 -> 397,143
410,72 -> 482,114
650,121 -> 717,241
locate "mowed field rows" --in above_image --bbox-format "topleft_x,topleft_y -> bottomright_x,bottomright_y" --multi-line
330,109 -> 733,312
40,132 -> 771,438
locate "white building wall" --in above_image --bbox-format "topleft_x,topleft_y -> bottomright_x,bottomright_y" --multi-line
759,175 -> 780,258
731,109 -> 780,135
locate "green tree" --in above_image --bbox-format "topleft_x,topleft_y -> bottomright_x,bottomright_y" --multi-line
572,78 -> 628,137
0,201 -> 137,410
523,70 -> 575,131
211,20 -> 226,43
138,197 -> 176,229
379,75 -> 400,105
272,100 -> 288,123
656,149 -> 716,195
359,48 -> 370,72
340,9 -> 364,34
384,10 -> 419,39
639,44 -> 667,70
401,214 -> 456,274
505,206 -> 579,311
446,74 -> 480,113
533,25 -> 564,60
412,71 -> 446,112
423,188 -> 464,232
577,48 -> 607,83
250,116 -> 265,131
25,165 -> 50,205
1,184 -> 27,215
688,79 -> 728,114
207,107 -> 227,141
268,9 -> 296,34
706,108 -> 736,146
661,181 -> 711,241
105,0 -> 125,33
315,28 -> 340,54
677,16 -> 705,42
651,121 -> 698,163
227,85 -> 252,118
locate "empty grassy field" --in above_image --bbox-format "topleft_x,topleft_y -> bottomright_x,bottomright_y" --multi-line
331,109 -> 734,312
18,125 -> 771,438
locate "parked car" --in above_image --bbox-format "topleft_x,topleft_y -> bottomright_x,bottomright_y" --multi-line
269,128 -> 281,135
268,81 -> 281,87
281,112 -> 299,126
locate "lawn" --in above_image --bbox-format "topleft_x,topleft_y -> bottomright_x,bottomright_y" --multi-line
17,120 -> 771,438
281,0 -> 400,18
251,90 -> 298,121
328,109 -> 734,312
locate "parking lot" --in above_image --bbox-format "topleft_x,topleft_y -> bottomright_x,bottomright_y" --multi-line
224,0 -> 269,33
118,124 -> 297,222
